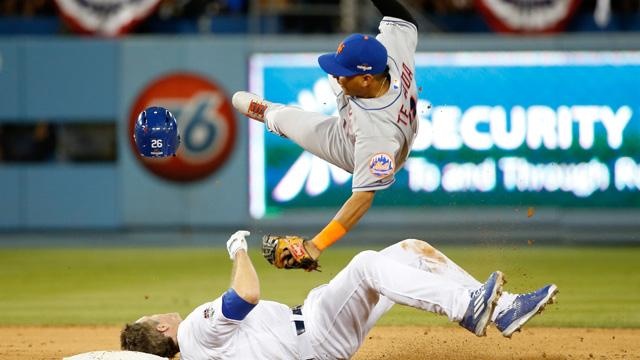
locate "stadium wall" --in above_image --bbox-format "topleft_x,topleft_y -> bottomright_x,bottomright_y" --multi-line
0,34 -> 638,243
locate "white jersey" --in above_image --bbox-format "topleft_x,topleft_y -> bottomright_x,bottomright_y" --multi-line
175,240 -> 491,360
177,299 -> 299,360
334,16 -> 419,191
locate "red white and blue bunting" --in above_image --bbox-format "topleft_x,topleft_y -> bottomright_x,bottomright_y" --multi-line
475,0 -> 582,33
54,0 -> 161,36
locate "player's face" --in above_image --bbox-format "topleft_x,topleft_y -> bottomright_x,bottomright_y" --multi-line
335,74 -> 369,97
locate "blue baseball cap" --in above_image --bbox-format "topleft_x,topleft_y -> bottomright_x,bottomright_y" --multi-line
318,33 -> 388,77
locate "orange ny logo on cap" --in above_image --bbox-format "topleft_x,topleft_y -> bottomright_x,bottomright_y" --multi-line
337,42 -> 345,54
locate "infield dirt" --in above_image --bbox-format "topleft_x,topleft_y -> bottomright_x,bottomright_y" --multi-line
1,325 -> 637,360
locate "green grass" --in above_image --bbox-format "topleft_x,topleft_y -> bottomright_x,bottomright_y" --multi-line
0,245 -> 638,328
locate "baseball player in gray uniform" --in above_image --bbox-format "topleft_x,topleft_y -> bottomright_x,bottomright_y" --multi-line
121,231 -> 557,359
233,0 -> 419,260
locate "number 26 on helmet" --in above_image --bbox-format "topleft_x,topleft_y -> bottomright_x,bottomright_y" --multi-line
133,106 -> 181,157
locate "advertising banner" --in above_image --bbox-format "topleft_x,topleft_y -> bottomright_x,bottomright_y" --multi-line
248,52 -> 640,219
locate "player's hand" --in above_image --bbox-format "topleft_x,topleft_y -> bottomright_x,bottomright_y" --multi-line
227,230 -> 250,260
280,241 -> 321,266
262,235 -> 320,271
280,248 -> 297,268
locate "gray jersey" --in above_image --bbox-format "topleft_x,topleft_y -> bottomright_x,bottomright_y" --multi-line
335,16 -> 418,191
265,16 -> 418,192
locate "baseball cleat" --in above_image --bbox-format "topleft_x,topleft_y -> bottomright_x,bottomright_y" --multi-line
232,91 -> 271,122
459,271 -> 505,337
494,284 -> 558,338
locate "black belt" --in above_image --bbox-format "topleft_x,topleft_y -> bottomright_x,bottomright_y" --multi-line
291,305 -> 305,335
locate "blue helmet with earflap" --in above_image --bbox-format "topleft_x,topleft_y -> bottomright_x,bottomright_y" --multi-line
134,106 -> 180,157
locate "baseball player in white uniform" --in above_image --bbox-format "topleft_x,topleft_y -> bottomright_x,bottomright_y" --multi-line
121,231 -> 558,359
233,0 -> 420,261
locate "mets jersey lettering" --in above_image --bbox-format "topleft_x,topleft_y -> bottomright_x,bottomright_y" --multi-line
348,17 -> 418,191
397,63 -> 417,127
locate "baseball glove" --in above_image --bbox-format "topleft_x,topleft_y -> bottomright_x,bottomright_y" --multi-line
262,235 -> 320,271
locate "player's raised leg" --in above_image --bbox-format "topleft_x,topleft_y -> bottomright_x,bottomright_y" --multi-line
378,239 -> 484,289
365,239 -> 484,329
232,91 -> 353,172
302,250 -> 504,358
370,239 -> 557,337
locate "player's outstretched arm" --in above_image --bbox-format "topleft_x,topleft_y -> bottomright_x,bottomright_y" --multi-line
221,231 -> 260,321
307,191 -> 375,259
230,249 -> 260,304
371,0 -> 418,27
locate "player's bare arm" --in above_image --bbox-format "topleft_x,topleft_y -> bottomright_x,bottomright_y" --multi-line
333,191 -> 375,230
230,250 -> 260,304
305,191 -> 375,259
227,230 -> 260,304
